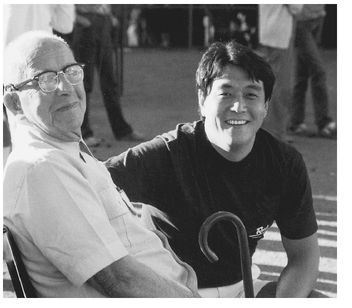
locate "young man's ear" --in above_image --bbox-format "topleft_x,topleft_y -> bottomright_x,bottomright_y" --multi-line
264,100 -> 269,118
3,92 -> 23,115
198,89 -> 206,117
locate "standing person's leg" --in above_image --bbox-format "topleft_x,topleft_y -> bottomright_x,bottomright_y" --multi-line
298,18 -> 334,133
261,45 -> 292,141
310,17 -> 334,133
291,21 -> 310,133
97,16 -> 141,140
72,15 -> 96,140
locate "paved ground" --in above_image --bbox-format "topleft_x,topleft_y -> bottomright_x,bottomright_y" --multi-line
3,47 -> 337,297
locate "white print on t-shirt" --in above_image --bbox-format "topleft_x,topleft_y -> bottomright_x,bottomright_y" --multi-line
249,225 -> 269,239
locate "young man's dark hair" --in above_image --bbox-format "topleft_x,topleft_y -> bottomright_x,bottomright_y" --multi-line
196,41 -> 275,103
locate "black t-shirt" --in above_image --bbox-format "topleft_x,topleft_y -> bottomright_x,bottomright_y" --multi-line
106,121 -> 318,288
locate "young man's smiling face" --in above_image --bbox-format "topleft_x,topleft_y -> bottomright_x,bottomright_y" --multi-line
199,64 -> 268,161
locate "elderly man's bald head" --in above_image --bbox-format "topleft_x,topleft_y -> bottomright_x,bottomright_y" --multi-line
3,31 -> 72,86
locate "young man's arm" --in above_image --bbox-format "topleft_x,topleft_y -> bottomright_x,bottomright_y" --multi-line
88,255 -> 200,297
276,232 -> 320,297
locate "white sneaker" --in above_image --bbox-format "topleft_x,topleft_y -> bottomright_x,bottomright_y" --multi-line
319,121 -> 337,138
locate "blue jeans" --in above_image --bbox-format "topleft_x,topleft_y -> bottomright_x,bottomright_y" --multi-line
291,17 -> 332,130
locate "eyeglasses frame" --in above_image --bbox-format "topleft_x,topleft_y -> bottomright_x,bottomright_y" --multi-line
3,63 -> 85,93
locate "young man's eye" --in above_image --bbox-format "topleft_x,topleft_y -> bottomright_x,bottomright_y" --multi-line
245,93 -> 258,99
220,92 -> 231,97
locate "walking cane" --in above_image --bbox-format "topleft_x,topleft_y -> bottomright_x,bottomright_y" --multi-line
198,211 -> 254,298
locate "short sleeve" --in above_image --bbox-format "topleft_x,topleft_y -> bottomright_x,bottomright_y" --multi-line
276,151 -> 318,239
20,160 -> 128,286
105,137 -> 171,206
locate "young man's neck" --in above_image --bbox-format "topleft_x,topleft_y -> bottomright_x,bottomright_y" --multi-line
210,139 -> 255,162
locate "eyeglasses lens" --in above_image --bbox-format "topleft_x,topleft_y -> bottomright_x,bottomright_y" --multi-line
65,65 -> 84,85
38,65 -> 84,92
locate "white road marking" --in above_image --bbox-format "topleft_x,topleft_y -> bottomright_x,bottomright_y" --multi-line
317,220 -> 337,227
262,230 -> 336,247
315,211 -> 337,217
317,229 -> 337,237
253,250 -> 337,274
313,195 -> 337,202
260,271 -> 337,285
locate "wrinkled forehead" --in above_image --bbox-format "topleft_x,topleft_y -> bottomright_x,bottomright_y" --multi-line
25,39 -> 74,73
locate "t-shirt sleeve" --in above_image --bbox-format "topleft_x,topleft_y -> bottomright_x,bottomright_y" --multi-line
105,148 -> 147,201
105,137 -> 170,207
276,151 -> 318,239
20,160 -> 129,287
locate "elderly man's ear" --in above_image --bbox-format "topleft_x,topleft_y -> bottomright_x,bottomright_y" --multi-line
3,92 -> 23,115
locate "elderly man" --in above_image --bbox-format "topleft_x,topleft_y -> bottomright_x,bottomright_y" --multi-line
106,41 -> 323,297
3,31 -> 200,298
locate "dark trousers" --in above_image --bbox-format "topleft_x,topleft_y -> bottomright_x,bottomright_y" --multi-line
72,13 -> 132,139
291,17 -> 332,130
260,42 -> 293,140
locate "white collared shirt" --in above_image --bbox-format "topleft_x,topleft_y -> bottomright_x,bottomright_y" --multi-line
259,4 -> 303,49
4,119 -> 196,297
3,4 -> 75,47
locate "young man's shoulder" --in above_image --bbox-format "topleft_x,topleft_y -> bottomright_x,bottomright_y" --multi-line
257,129 -> 304,164
105,121 -> 200,174
122,121 -> 200,156
158,121 -> 199,143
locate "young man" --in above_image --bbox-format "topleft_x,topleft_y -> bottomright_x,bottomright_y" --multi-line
3,31 -> 199,298
106,41 -> 321,297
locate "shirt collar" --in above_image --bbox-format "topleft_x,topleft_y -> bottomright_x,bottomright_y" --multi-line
12,117 -> 80,156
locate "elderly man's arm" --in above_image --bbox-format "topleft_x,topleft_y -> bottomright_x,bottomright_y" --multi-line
276,233 -> 320,297
88,255 -> 200,297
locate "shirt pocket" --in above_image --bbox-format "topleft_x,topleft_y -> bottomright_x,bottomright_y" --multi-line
98,186 -> 129,220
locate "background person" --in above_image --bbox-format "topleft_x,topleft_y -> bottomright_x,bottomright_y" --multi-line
289,4 -> 337,138
3,4 -> 75,47
258,4 -> 303,142
106,41 -> 323,297
72,4 -> 144,147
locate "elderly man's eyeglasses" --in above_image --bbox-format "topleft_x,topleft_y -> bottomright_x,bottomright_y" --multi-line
4,63 -> 85,93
